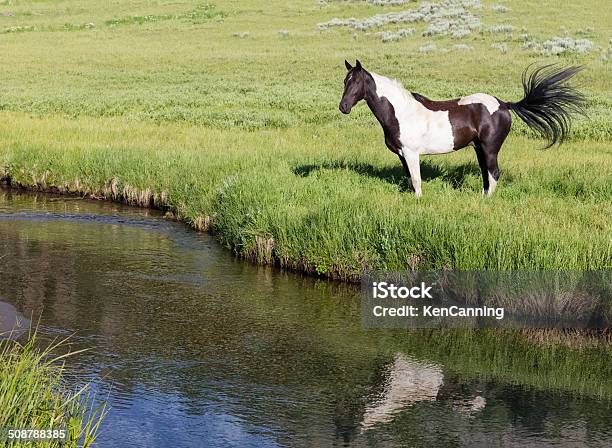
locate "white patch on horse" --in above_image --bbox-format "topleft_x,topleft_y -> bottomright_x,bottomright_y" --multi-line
370,72 -> 455,156
487,171 -> 498,196
458,93 -> 500,115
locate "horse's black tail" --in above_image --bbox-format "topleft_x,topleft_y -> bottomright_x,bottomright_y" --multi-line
505,64 -> 586,148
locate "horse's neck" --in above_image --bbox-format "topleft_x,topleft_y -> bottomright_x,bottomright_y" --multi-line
365,72 -> 416,128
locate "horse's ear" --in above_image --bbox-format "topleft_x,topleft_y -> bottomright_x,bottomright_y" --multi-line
356,59 -> 362,69
345,60 -> 353,70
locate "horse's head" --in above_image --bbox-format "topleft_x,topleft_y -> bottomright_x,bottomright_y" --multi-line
339,60 -> 366,114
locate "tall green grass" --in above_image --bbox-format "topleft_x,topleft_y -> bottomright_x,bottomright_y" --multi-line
0,333 -> 105,448
0,0 -> 610,279
1,114 -> 609,279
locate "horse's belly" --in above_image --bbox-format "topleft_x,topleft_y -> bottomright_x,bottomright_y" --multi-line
398,114 -> 454,155
419,146 -> 456,155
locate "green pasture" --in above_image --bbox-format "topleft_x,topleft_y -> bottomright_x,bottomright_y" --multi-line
0,0 -> 610,279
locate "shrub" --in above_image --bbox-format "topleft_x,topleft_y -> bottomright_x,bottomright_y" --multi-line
419,42 -> 437,53
318,0 -> 482,37
491,42 -> 508,54
452,43 -> 474,51
488,24 -> 514,33
522,36 -> 594,56
377,28 -> 415,42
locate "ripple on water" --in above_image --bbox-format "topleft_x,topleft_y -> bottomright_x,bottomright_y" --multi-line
0,191 -> 611,448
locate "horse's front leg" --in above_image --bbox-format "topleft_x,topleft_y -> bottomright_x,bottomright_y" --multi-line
398,154 -> 411,182
401,149 -> 422,197
388,137 -> 411,187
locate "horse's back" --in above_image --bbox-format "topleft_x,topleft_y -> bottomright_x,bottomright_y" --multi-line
410,91 -> 511,150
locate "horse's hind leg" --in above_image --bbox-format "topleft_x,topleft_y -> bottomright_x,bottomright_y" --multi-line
473,140 -> 490,195
474,138 -> 503,196
478,118 -> 510,196
478,140 -> 503,196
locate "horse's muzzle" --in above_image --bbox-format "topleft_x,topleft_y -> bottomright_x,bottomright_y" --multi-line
339,102 -> 351,114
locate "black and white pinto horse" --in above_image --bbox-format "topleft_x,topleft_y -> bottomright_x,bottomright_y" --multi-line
339,60 -> 584,197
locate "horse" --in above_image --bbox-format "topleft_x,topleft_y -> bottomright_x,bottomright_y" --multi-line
339,60 -> 585,197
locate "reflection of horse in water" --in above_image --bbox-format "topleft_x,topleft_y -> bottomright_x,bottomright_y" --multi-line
361,354 -> 485,430
361,354 -> 443,429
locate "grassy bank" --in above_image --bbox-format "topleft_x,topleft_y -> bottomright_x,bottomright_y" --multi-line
0,0 -> 610,279
0,333 -> 104,447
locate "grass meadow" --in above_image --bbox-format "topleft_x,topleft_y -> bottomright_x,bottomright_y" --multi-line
0,0 -> 610,279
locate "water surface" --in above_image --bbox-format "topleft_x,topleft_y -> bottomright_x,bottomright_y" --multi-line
0,191 -> 610,447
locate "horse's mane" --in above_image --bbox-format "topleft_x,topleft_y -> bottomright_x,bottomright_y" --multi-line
369,71 -> 414,104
